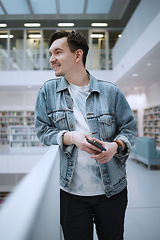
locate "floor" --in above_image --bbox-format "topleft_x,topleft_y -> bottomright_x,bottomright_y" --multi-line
124,158 -> 160,240
93,158 -> 160,240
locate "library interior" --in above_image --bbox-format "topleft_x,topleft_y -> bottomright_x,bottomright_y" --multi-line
0,0 -> 160,239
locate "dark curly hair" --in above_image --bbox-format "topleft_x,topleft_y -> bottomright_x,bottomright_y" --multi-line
49,30 -> 89,67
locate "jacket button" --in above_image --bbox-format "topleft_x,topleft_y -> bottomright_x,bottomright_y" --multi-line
69,124 -> 73,128
69,161 -> 72,166
65,182 -> 68,187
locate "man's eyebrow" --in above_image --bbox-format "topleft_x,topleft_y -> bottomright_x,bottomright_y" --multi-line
49,48 -> 63,55
55,47 -> 63,51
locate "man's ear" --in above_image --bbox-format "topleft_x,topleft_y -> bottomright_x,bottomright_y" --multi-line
75,49 -> 83,63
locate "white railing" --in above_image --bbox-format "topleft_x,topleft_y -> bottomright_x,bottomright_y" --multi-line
0,145 -> 61,240
0,145 -> 98,240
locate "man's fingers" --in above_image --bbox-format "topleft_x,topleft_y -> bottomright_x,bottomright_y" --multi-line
92,138 -> 102,144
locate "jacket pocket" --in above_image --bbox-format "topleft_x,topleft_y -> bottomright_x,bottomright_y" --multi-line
48,111 -> 68,130
98,114 -> 115,140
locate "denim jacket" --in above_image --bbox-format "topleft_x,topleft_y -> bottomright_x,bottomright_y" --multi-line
35,73 -> 137,198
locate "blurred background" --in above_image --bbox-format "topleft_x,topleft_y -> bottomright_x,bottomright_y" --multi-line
0,1 -> 160,239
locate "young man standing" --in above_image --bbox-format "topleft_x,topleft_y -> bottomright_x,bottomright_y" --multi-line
35,30 -> 137,240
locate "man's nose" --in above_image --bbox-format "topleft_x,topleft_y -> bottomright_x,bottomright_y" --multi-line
49,55 -> 56,63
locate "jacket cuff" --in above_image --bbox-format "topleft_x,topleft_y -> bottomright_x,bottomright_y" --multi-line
57,130 -> 75,158
114,135 -> 131,158
57,130 -> 68,148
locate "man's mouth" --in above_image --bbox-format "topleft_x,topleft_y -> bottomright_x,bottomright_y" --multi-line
52,63 -> 61,69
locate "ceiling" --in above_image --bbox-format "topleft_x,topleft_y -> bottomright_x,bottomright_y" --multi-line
1,0 -> 160,96
0,0 -> 140,30
117,41 -> 160,95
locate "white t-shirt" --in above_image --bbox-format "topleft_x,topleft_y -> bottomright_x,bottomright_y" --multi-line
62,82 -> 104,196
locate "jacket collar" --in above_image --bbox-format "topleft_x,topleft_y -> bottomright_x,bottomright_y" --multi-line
56,76 -> 69,92
88,72 -> 100,94
56,71 -> 100,94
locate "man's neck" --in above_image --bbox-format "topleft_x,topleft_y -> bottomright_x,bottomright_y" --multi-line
65,68 -> 90,87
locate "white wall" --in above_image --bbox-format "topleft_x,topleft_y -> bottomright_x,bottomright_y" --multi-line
0,91 -> 38,110
0,70 -> 113,88
126,93 -> 147,137
0,154 -> 41,191
145,81 -> 160,108
0,71 -> 54,87
0,174 -> 25,192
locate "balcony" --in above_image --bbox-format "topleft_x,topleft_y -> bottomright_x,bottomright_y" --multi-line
0,48 -> 112,71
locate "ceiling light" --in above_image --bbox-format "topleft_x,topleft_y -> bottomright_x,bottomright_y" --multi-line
146,63 -> 151,66
58,23 -> 75,27
28,34 -> 41,39
0,35 -> 14,38
91,34 -> 104,38
132,73 -> 138,77
0,23 -> 7,27
24,23 -> 41,27
91,23 -> 108,27
118,34 -> 122,38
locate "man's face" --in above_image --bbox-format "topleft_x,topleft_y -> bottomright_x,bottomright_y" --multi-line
49,37 -> 76,77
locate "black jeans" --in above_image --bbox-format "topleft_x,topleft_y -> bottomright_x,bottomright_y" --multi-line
60,188 -> 128,240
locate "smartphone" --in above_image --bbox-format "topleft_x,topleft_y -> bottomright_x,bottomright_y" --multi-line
86,139 -> 106,151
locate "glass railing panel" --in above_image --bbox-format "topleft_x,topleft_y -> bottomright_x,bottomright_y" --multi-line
0,49 -> 112,71
9,50 -> 24,70
86,49 -> 110,70
42,49 -> 52,70
25,49 -> 41,70
0,49 -> 8,71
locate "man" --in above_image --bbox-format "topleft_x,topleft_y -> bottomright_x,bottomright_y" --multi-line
35,30 -> 137,240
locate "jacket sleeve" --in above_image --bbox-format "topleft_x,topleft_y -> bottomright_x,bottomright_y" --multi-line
114,88 -> 137,161
34,87 -> 60,146
34,87 -> 74,157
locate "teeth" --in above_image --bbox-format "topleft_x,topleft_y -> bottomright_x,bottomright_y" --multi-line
53,64 -> 60,67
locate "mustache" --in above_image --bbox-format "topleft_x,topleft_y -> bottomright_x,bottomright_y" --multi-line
52,63 -> 61,67
51,61 -> 61,65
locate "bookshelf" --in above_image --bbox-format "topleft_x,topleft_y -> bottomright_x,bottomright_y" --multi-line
0,111 -> 44,149
9,125 -> 42,147
143,106 -> 160,147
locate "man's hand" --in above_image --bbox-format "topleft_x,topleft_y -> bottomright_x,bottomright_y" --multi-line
63,131 -> 101,154
90,138 -> 118,164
